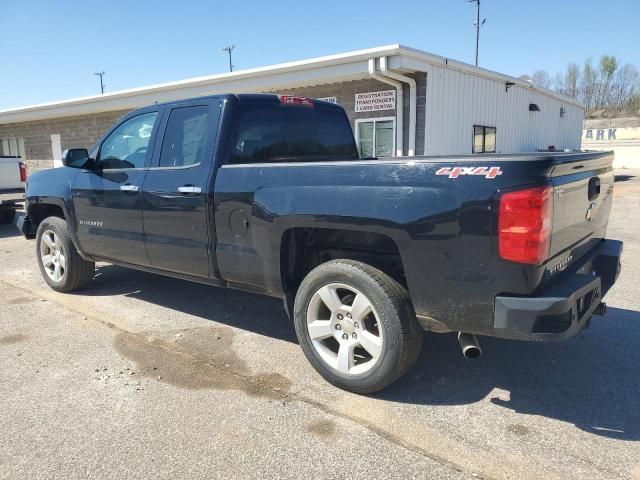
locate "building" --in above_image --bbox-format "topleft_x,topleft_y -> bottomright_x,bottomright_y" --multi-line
0,44 -> 584,170
582,117 -> 640,169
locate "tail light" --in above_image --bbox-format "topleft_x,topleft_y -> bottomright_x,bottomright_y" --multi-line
279,95 -> 314,106
19,162 -> 28,182
498,185 -> 553,265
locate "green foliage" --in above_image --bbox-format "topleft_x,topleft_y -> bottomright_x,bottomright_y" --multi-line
599,55 -> 617,78
528,55 -> 639,117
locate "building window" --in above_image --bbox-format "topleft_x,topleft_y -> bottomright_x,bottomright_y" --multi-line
0,137 -> 25,157
473,126 -> 496,154
355,118 -> 395,158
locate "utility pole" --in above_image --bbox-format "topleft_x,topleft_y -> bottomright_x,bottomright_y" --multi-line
94,71 -> 106,94
221,45 -> 235,72
468,0 -> 486,66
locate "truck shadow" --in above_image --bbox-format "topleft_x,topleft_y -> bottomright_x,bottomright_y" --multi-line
0,222 -> 21,239
614,174 -> 635,182
81,265 -> 639,441
84,264 -> 296,343
381,306 -> 640,441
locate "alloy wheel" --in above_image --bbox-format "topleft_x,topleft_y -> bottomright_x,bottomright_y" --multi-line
40,230 -> 66,282
306,283 -> 384,375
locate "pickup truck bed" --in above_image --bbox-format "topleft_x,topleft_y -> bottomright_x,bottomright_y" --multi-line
214,150 -> 621,341
0,156 -> 26,224
20,94 -> 622,392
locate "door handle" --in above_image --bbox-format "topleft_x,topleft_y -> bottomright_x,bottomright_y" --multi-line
177,186 -> 202,194
120,184 -> 139,192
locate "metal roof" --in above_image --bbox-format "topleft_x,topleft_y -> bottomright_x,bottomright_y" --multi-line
0,44 -> 583,124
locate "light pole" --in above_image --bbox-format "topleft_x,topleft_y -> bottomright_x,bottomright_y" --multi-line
222,45 -> 235,72
468,0 -> 486,66
94,71 -> 106,94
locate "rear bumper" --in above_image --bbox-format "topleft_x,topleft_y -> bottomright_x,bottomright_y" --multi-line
493,239 -> 622,341
0,189 -> 25,206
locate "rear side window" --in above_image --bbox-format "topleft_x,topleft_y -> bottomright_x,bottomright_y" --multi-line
159,106 -> 209,167
228,103 -> 358,164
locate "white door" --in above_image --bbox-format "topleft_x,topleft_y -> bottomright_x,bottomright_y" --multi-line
51,134 -> 63,167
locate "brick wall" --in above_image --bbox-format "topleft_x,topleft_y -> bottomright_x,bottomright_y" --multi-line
270,74 -> 427,156
0,74 -> 428,170
0,109 -> 131,170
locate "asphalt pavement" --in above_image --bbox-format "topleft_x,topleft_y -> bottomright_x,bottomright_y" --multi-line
1,171 -> 639,480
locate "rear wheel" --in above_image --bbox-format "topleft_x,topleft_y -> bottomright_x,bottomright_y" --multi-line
294,259 -> 423,393
36,216 -> 95,292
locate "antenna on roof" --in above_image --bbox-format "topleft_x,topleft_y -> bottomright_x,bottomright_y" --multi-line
221,45 -> 236,72
468,0 -> 486,66
94,71 -> 106,94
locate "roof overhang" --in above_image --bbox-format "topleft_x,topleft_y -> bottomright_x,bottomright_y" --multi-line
0,44 -> 584,124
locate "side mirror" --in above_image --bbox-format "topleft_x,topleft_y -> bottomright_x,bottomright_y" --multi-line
62,148 -> 91,169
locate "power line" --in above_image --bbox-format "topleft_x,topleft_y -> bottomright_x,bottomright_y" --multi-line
221,45 -> 235,72
468,0 -> 486,66
94,71 -> 106,94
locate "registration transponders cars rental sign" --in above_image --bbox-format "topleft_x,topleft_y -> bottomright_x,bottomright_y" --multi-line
355,90 -> 396,112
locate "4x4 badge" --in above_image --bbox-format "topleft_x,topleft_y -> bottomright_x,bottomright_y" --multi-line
435,166 -> 502,179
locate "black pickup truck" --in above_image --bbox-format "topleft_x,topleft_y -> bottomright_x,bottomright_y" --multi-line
21,94 -> 622,392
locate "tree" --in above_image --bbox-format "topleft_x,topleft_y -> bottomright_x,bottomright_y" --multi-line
628,94 -> 640,116
527,55 -> 640,116
610,64 -> 640,113
552,73 -> 564,93
531,69 -> 552,89
562,63 -> 580,99
580,58 -> 598,110
595,55 -> 618,108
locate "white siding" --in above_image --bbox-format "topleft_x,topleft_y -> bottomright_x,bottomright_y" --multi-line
424,65 -> 583,155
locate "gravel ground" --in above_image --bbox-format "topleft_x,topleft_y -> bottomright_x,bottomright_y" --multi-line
1,171 -> 639,480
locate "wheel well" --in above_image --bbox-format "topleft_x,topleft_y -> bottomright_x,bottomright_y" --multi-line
29,204 -> 65,228
281,228 -> 407,296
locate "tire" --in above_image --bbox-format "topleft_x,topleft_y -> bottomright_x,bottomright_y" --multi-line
36,216 -> 95,292
0,207 -> 16,225
294,259 -> 423,393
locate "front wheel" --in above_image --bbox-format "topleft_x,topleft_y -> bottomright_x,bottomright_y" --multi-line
293,259 -> 423,393
36,216 -> 95,292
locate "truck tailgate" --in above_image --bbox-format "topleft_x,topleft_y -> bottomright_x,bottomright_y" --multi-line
0,157 -> 23,190
548,151 -> 614,266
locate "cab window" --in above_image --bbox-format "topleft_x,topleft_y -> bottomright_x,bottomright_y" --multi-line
228,104 -> 358,164
98,112 -> 158,169
158,106 -> 209,167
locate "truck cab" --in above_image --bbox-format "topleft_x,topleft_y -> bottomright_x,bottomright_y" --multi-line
24,95 -> 356,280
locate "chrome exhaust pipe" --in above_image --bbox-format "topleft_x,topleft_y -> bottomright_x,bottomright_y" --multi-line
458,332 -> 482,359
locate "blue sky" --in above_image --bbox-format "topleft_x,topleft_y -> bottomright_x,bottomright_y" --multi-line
1,0 -> 638,110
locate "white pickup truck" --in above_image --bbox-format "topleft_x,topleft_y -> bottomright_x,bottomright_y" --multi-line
0,156 -> 27,224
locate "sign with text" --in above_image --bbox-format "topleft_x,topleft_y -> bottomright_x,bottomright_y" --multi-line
355,90 -> 396,112
316,96 -> 337,104
582,127 -> 640,142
